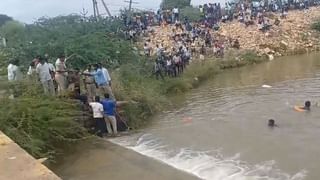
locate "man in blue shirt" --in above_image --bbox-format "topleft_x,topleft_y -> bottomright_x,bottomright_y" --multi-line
92,64 -> 106,86
101,93 -> 128,136
99,63 -> 114,99
84,64 -> 114,99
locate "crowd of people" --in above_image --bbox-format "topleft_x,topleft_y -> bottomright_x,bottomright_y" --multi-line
125,0 -> 320,31
5,0 -> 320,135
151,41 -> 192,80
117,0 -> 320,50
7,54 -> 127,137
20,54 -> 113,99
126,0 -> 320,80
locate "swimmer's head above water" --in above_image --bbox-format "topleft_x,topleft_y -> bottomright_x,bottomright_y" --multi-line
303,101 -> 311,110
268,119 -> 277,127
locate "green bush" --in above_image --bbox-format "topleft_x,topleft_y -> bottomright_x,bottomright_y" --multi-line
161,0 -> 191,9
0,15 -> 128,70
112,62 -> 169,129
311,19 -> 320,32
219,50 -> 266,69
0,14 -> 13,27
0,50 -> 9,76
0,80 -> 89,159
0,21 -> 25,47
180,6 -> 202,22
240,51 -> 265,64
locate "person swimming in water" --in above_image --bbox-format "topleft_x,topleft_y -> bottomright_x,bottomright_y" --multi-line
294,101 -> 311,112
302,101 -> 311,111
268,119 -> 278,128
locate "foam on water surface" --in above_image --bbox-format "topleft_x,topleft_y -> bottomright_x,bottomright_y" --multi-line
109,134 -> 307,180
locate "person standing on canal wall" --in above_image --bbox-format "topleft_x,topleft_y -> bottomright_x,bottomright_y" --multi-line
7,59 -> 22,82
101,93 -> 128,136
89,96 -> 105,137
82,64 -> 114,99
99,63 -> 114,99
83,65 -> 96,102
55,55 -> 68,93
36,57 -> 55,95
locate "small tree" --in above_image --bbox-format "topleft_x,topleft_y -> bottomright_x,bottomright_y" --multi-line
161,0 -> 191,9
311,19 -> 320,32
0,14 -> 13,27
180,6 -> 202,22
0,21 -> 25,47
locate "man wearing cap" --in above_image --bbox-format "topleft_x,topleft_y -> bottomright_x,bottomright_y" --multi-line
55,55 -> 68,93
83,64 -> 96,102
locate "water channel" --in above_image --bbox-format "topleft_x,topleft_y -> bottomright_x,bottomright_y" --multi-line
53,53 -> 320,180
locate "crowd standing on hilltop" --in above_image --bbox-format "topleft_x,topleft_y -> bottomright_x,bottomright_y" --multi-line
125,0 -> 320,34
119,0 -> 320,80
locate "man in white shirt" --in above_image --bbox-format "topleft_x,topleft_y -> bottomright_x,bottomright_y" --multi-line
144,43 -> 151,56
36,57 -> 55,95
155,44 -> 161,57
173,7 -> 179,22
46,59 -> 55,79
7,63 -> 18,81
89,96 -> 105,137
44,54 -> 56,74
7,60 -> 21,81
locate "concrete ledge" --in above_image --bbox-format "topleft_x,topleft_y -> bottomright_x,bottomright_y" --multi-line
0,131 -> 61,180
51,139 -> 199,180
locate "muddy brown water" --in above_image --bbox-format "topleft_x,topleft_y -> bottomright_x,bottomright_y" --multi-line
52,53 -> 320,180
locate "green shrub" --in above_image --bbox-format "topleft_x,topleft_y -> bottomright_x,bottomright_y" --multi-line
163,78 -> 192,94
0,50 -> 8,76
0,80 -> 89,159
180,7 -> 202,22
240,51 -> 265,64
311,19 -> 320,32
0,15 -> 128,70
111,62 -> 169,129
161,0 -> 191,9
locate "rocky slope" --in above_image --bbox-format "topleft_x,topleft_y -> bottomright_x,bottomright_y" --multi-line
146,7 -> 320,59
219,7 -> 320,57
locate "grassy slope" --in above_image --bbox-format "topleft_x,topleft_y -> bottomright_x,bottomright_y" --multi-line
0,80 -> 89,159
